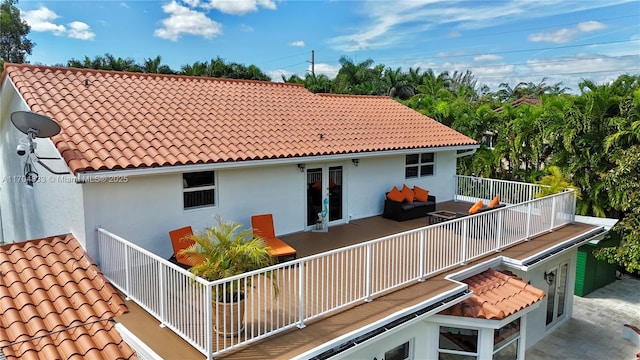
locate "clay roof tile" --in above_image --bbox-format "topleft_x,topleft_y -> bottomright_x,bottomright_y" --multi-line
439,269 -> 545,320
4,63 -> 476,174
0,235 -> 135,360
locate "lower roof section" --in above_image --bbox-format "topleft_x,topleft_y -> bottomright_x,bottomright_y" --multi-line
0,234 -> 136,360
217,220 -> 601,359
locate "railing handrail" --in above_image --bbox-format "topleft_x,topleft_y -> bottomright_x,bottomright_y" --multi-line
455,174 -> 552,189
97,176 -> 577,358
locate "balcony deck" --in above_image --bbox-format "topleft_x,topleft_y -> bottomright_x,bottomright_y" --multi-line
113,200 -> 599,359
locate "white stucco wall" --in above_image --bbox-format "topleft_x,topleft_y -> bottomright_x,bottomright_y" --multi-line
320,249 -> 579,359
348,150 -> 459,220
81,150 -> 460,260
0,80 -> 85,245
82,165 -> 306,260
508,250 -> 577,348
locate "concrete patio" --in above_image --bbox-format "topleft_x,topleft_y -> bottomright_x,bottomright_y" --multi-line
526,273 -> 640,360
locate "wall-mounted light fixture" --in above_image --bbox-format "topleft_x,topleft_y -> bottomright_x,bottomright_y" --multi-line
352,158 -> 360,167
544,271 -> 555,285
297,163 -> 306,172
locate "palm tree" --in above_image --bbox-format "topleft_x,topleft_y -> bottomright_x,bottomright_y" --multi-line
141,55 -> 173,74
385,67 -> 413,99
535,165 -> 581,198
179,215 -> 276,301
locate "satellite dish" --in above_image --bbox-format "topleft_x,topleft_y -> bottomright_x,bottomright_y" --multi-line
9,111 -> 69,178
11,111 -> 61,138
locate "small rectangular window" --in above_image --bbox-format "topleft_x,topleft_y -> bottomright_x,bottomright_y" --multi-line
406,153 -> 435,178
385,341 -> 410,360
183,171 -> 215,209
438,326 -> 478,359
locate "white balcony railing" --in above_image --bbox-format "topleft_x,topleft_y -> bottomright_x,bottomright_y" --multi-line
97,176 -> 576,359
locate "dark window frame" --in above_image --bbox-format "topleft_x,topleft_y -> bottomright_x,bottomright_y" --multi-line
405,152 -> 435,178
183,171 -> 216,209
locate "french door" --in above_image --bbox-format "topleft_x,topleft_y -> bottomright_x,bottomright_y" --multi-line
545,263 -> 568,327
306,165 -> 344,227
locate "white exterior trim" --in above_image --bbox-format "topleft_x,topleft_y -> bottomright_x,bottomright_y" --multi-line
77,144 -> 479,179
115,323 -> 163,360
291,284 -> 471,360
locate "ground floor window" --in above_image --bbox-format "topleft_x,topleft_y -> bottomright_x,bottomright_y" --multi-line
384,340 -> 412,360
493,318 -> 520,360
438,326 -> 478,359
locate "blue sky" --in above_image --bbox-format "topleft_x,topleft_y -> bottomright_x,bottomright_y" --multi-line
18,0 -> 640,92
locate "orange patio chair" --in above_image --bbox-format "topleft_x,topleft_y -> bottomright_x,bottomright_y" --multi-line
169,226 -> 203,268
251,214 -> 297,263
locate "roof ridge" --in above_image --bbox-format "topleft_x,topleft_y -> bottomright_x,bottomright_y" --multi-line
315,93 -> 391,99
4,62 -> 307,88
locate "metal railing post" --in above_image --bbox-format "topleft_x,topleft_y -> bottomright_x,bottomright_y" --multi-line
206,282 -> 213,360
297,259 -> 306,329
158,262 -> 166,327
550,196 -> 557,231
525,202 -> 532,241
496,210 -> 504,251
461,220 -> 468,265
124,244 -> 131,298
365,244 -> 372,302
571,191 -> 577,223
419,230 -> 426,281
490,180 -> 494,200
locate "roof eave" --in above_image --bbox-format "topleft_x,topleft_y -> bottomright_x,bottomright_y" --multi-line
77,143 -> 480,179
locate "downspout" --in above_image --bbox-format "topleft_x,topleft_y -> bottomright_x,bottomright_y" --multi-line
456,148 -> 477,158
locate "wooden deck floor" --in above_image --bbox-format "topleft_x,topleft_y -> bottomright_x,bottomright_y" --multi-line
114,201 -> 599,360
281,201 -> 472,258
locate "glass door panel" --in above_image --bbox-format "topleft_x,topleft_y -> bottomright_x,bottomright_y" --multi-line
328,166 -> 343,222
305,165 -> 344,227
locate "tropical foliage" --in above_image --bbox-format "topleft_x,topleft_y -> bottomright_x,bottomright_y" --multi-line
0,0 -> 34,66
5,40 -> 639,272
179,215 -> 276,301
594,145 -> 640,273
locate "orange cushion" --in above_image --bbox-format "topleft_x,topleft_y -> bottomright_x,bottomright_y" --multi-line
489,195 -> 500,208
469,200 -> 484,215
401,185 -> 414,203
413,186 -> 429,202
387,186 -> 404,202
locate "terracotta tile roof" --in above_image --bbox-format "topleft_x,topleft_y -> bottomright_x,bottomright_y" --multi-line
439,268 -> 545,320
494,97 -> 541,113
0,234 -> 136,360
2,63 -> 477,174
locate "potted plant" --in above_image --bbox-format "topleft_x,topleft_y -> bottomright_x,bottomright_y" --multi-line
179,215 -> 277,336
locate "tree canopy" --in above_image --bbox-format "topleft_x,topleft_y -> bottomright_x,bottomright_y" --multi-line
8,46 -> 640,270
0,0 -> 34,66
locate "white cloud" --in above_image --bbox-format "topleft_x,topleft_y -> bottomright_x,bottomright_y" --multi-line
328,1 -> 627,52
240,24 -> 254,32
474,54 -> 503,62
290,40 -> 305,47
67,21 -> 95,40
22,6 -> 95,40
155,1 -> 222,41
312,63 -> 340,79
527,53 -> 639,76
201,0 -> 276,15
268,69 -> 294,82
22,6 -> 66,35
528,21 -> 607,44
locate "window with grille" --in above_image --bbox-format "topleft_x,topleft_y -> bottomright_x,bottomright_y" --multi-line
405,153 -> 435,178
183,171 -> 215,209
